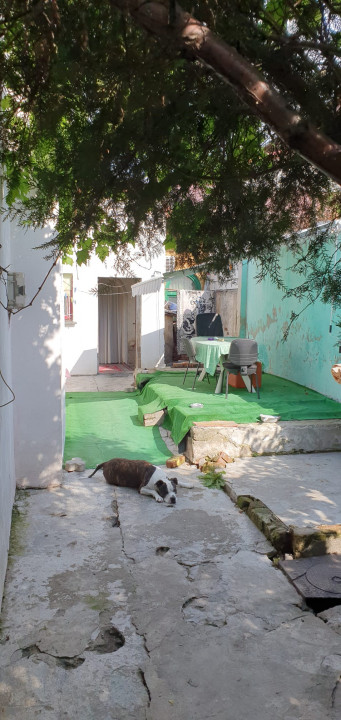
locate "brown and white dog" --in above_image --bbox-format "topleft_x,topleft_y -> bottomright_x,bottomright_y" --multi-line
88,457 -> 178,505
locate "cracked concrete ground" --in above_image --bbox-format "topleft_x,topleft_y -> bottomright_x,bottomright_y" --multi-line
1,464 -> 341,719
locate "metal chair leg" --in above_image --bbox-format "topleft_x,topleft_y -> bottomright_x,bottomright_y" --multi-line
182,361 -> 189,385
192,362 -> 200,390
225,371 -> 229,398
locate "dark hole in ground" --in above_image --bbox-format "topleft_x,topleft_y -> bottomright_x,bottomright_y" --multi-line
306,597 -> 341,613
89,625 -> 125,654
156,546 -> 170,555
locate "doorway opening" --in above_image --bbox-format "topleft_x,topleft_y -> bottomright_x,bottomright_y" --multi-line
97,277 -> 139,370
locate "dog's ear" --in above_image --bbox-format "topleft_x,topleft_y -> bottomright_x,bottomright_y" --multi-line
155,479 -> 168,498
169,477 -> 178,490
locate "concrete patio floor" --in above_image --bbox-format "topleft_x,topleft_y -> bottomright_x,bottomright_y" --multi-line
1,373 -> 341,717
225,453 -> 341,528
66,370 -> 136,394
1,462 -> 341,719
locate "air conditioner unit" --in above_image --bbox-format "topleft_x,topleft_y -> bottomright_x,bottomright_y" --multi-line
7,272 -> 26,309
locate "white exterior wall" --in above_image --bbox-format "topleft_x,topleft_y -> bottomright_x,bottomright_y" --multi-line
0,192 -> 16,610
63,260 -> 99,375
140,286 -> 165,369
10,223 -> 63,488
62,247 -> 166,375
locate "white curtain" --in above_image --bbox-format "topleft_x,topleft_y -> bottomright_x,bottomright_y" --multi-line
98,278 -> 130,364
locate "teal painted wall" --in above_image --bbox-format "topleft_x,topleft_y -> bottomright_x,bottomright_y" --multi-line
245,241 -> 341,402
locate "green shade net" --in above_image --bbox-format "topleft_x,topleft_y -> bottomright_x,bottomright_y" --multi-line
136,371 -> 341,445
64,391 -> 172,469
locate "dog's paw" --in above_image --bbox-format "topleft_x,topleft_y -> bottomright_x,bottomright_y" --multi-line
155,496 -> 164,503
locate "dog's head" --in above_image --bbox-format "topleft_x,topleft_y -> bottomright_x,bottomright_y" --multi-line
155,475 -> 178,506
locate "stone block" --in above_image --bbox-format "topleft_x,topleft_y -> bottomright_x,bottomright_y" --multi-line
143,409 -> 166,427
186,419 -> 341,463
166,455 -> 186,469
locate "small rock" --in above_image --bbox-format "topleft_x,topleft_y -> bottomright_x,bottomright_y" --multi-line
64,457 -> 86,472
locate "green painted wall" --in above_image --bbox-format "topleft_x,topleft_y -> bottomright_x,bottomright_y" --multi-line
245,240 -> 341,402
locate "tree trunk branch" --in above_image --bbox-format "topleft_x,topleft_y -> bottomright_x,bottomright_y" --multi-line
110,0 -> 341,185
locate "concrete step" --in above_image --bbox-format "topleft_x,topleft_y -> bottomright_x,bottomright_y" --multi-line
186,418 -> 341,462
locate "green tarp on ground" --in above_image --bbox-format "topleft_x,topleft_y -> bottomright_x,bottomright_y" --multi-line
64,391 -> 172,469
64,373 -> 341,467
136,371 -> 341,445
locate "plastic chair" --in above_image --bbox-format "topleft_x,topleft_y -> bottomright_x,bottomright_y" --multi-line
194,312 -> 223,337
222,339 -> 260,398
182,337 -> 209,390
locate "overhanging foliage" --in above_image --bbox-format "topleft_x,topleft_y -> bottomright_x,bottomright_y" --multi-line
0,0 -> 340,313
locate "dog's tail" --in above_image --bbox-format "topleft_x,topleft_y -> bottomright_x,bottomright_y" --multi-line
88,463 -> 104,478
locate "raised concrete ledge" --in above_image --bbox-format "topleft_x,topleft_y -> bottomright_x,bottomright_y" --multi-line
186,418 -> 341,462
224,488 -> 341,558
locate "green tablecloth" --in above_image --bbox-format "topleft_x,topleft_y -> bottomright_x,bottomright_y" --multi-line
193,336 -> 237,376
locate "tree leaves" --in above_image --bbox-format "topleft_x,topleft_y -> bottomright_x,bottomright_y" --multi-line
0,0 -> 340,312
